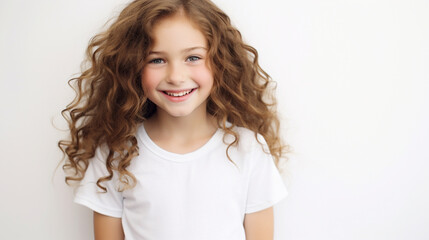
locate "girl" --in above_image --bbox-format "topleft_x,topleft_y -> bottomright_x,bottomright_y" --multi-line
59,0 -> 288,239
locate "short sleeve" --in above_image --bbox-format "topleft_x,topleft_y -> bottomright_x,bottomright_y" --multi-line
73,146 -> 123,218
245,138 -> 288,214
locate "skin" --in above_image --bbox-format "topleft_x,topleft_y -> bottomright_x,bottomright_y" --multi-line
93,212 -> 124,240
141,11 -> 217,154
94,11 -> 274,240
243,207 -> 275,240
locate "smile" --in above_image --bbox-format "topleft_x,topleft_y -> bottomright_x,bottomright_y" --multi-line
162,88 -> 196,97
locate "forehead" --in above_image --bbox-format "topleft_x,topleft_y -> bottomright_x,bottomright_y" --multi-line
150,13 -> 207,51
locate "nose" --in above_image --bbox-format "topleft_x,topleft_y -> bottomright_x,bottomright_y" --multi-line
167,62 -> 185,85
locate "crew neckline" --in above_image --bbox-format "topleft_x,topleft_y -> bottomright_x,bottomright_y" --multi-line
137,123 -> 223,162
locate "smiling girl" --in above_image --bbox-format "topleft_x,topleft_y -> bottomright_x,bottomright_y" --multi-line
59,0 -> 288,239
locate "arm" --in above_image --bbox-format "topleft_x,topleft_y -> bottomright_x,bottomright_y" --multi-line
93,211 -> 124,240
243,207 -> 274,240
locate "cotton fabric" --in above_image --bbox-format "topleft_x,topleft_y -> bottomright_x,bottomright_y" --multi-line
74,124 -> 287,240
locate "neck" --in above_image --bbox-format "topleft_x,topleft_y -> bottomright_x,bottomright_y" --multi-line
144,107 -> 217,145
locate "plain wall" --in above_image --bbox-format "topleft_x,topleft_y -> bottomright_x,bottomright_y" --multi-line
0,0 -> 428,239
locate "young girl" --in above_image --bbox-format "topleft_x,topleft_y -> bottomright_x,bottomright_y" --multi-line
59,0 -> 288,239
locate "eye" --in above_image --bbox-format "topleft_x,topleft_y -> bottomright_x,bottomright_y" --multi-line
186,56 -> 201,62
149,58 -> 165,64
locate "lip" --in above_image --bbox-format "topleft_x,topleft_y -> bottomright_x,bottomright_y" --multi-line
159,88 -> 197,102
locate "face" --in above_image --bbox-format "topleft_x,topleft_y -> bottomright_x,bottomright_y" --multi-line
141,13 -> 213,119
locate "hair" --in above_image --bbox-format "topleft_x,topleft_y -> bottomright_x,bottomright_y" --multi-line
59,0 -> 289,192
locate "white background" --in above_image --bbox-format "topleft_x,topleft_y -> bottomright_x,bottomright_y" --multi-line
1,0 -> 428,239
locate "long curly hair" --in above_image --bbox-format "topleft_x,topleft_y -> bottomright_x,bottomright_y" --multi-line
59,0 -> 288,192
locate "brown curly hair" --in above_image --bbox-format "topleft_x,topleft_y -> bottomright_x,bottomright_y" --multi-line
59,0 -> 288,192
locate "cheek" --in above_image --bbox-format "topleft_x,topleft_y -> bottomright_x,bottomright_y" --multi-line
141,68 -> 162,91
191,65 -> 214,87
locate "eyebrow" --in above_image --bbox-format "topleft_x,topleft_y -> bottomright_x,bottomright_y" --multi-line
149,46 -> 207,55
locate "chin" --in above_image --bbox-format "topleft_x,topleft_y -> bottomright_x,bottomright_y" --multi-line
162,109 -> 194,118
158,103 -> 207,119
169,112 -> 194,118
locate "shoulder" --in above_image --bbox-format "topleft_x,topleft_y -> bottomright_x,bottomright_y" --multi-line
91,143 -> 110,165
223,125 -> 269,155
236,126 -> 267,145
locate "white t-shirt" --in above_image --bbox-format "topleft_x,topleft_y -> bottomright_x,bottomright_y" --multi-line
74,124 -> 288,240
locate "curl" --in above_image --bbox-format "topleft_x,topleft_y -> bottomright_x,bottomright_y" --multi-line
59,0 -> 289,193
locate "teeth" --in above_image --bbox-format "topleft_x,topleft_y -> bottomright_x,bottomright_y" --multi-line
165,89 -> 192,97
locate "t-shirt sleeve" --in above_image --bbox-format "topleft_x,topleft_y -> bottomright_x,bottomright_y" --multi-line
245,136 -> 288,214
73,146 -> 123,218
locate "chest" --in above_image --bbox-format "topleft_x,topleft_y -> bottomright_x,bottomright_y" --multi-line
121,148 -> 249,217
